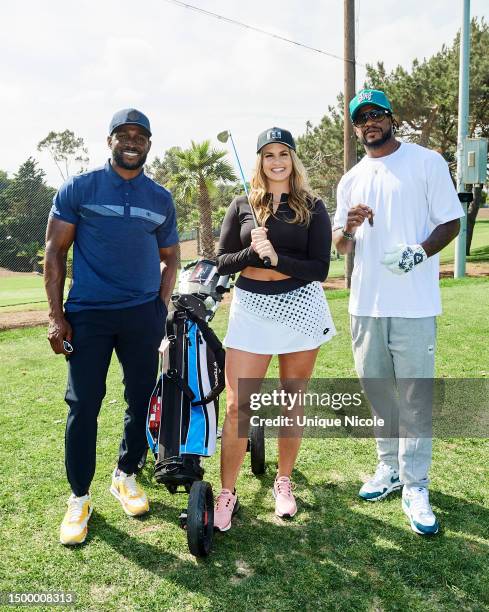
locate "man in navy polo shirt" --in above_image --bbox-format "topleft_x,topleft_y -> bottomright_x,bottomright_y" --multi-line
44,109 -> 179,545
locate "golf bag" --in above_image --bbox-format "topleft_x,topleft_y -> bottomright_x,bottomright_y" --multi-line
146,259 -> 229,491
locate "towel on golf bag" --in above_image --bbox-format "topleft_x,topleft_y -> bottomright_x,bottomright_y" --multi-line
147,308 -> 225,465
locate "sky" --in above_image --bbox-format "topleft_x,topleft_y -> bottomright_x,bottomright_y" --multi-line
1,0 -> 488,188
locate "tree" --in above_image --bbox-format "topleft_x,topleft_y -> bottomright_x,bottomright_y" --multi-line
0,169 -> 9,193
37,129 -> 89,181
296,102 -> 362,210
149,147 -> 182,185
148,147 -> 198,235
169,141 -> 236,258
210,182 -> 242,229
0,158 -> 55,271
149,148 -> 241,234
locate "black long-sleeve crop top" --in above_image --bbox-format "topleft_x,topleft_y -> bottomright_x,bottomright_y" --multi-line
216,194 -> 332,282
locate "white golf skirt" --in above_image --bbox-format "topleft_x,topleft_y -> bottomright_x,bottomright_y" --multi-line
223,277 -> 336,355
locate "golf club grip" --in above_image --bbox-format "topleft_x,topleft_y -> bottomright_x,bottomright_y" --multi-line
250,209 -> 271,267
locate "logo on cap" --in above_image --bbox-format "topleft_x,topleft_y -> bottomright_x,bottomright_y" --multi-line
127,110 -> 141,121
358,91 -> 373,103
268,129 -> 282,140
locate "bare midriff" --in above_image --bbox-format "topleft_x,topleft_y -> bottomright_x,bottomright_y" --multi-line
240,266 -> 291,281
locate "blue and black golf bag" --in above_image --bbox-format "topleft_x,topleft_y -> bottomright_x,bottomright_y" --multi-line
146,259 -> 229,493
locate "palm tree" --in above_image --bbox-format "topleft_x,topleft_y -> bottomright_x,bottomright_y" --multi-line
171,141 -> 236,259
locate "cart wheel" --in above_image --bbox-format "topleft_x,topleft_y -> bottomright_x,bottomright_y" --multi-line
187,481 -> 214,557
136,447 -> 148,472
249,424 -> 265,475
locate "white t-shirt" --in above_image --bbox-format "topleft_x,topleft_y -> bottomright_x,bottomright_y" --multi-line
334,142 -> 463,317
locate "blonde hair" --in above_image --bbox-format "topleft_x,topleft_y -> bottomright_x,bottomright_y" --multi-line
249,148 -> 316,226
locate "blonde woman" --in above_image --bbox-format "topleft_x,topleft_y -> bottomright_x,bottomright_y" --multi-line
214,127 -> 336,531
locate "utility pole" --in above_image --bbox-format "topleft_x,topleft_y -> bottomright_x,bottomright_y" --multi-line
344,0 -> 356,288
454,0 -> 471,278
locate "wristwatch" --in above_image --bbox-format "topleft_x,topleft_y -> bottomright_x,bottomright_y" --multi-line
341,228 -> 354,241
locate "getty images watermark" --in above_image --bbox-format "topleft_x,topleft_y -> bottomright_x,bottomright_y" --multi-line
248,388 -> 383,429
237,378 -> 489,439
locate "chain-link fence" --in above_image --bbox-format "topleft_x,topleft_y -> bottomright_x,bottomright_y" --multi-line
0,159 -> 53,274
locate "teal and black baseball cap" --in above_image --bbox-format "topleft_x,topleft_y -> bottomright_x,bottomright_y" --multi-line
349,89 -> 392,121
257,127 -> 296,153
109,108 -> 152,137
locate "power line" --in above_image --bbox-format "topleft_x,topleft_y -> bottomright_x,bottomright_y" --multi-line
163,0 -> 364,67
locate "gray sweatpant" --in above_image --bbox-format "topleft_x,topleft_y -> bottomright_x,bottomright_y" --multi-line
350,315 -> 436,488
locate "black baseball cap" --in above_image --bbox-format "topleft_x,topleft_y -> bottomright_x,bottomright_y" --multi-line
256,127 -> 296,153
109,108 -> 152,137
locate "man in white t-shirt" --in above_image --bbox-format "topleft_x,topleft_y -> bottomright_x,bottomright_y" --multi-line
333,89 -> 463,535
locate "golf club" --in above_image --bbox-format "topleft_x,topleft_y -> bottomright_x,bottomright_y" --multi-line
217,130 -> 271,267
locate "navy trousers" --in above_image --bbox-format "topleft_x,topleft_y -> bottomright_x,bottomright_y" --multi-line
64,298 -> 167,496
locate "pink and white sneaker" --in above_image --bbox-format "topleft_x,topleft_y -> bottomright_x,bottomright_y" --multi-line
214,488 -> 239,532
273,476 -> 297,518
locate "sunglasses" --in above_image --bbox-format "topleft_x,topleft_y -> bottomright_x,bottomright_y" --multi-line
353,109 -> 391,127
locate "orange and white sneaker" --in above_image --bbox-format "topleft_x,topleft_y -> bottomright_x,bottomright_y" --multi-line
214,489 -> 240,532
273,476 -> 297,518
60,493 -> 92,545
110,469 -> 149,516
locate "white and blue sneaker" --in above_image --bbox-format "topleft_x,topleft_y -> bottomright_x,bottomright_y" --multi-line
359,462 -> 402,502
402,486 -> 439,535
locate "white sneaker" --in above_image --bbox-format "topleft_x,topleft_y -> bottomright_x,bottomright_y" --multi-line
402,486 -> 439,535
358,462 -> 402,502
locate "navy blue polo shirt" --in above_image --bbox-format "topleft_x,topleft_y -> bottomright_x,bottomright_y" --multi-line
50,161 -> 179,312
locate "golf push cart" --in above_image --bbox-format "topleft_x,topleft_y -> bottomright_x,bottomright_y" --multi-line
142,258 -> 265,557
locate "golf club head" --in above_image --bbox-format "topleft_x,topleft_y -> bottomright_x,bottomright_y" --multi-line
217,130 -> 230,143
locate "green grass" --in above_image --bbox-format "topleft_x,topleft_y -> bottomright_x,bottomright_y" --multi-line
0,274 -> 48,309
466,244 -> 489,263
327,255 -> 346,278
1,278 -> 488,610
440,219 -> 489,264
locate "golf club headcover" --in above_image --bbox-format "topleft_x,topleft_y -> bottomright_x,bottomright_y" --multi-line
381,243 -> 428,275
